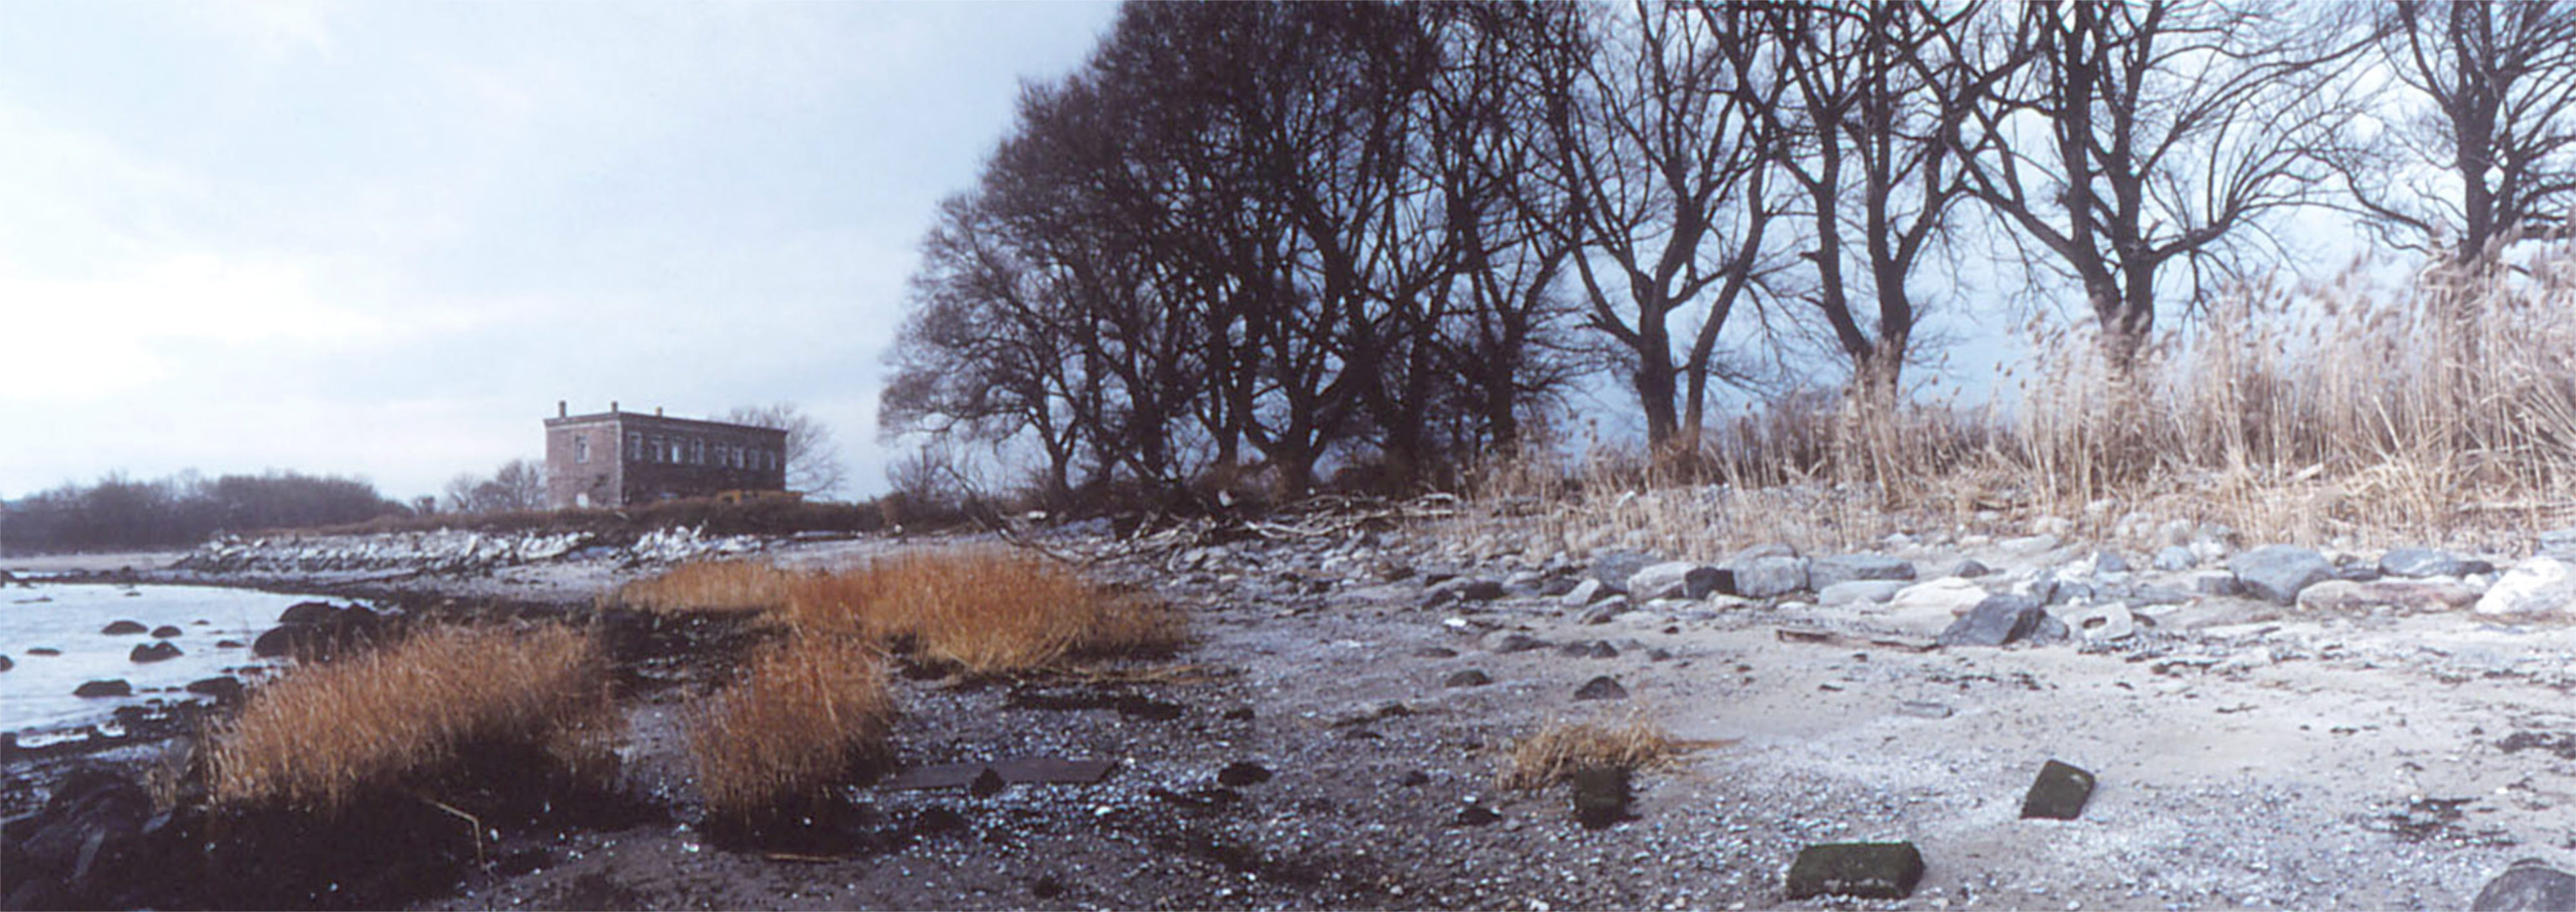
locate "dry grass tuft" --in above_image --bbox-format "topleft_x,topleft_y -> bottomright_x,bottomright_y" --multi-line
686,633 -> 895,821
1497,717 -> 1686,792
615,559 -> 801,614
206,624 -> 619,815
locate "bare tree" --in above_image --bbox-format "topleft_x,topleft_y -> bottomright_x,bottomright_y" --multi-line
2350,0 -> 2576,265
1528,1 -> 1792,449
1760,1 -> 1992,399
1956,1 -> 2373,373
725,402 -> 849,499
443,458 -> 547,514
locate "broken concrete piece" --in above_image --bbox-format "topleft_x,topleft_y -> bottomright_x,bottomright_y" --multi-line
1936,594 -> 2045,647
1569,765 -> 1630,830
2020,759 -> 2097,820
1785,841 -> 1925,900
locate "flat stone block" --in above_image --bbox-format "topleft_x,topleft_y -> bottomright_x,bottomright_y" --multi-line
2020,758 -> 2096,820
1785,841 -> 1925,900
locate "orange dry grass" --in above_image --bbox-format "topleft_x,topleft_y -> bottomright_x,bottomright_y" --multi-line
782,548 -> 1185,674
615,559 -> 800,614
206,625 -> 618,814
687,633 -> 894,820
1497,717 -> 1686,792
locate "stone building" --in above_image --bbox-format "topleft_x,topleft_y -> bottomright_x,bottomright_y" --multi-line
543,402 -> 789,509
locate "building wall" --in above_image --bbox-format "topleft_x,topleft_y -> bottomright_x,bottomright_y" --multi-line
543,410 -> 789,509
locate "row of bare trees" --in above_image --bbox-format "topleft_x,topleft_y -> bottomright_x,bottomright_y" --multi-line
883,0 -> 2576,502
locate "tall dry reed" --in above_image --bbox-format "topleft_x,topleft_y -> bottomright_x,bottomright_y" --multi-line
686,633 -> 894,821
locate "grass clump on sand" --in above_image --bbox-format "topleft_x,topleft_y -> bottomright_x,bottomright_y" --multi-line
686,633 -> 895,822
628,547 -> 1186,676
1497,717 -> 1686,792
206,624 -> 619,815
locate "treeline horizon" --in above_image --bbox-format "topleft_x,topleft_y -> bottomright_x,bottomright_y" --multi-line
1,470 -> 413,555
880,0 -> 2576,506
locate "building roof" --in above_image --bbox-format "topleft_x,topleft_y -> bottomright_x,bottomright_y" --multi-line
543,410 -> 786,437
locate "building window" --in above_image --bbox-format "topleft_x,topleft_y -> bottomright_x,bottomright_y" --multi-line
574,437 -> 590,464
627,433 -> 642,461
692,439 -> 704,465
670,439 -> 684,463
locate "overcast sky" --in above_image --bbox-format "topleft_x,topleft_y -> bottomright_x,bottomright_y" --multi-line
0,1 -> 1119,502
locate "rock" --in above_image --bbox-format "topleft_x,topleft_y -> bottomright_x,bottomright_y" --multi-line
1937,594 -> 2046,647
1443,669 -> 1493,688
1484,631 -> 1547,653
1724,556 -> 1810,598
1786,841 -> 1925,900
2334,555 -> 2384,582
2020,759 -> 2097,819
1626,561 -> 1724,601
26,647 -> 61,656
148,625 -> 182,639
1895,700 -> 1953,719
1808,554 -> 1916,590
185,676 -> 245,702
1216,761 -> 1273,787
214,639 -> 246,649
99,621 -> 147,636
1947,559 -> 1992,578
1557,641 -> 1618,659
1451,805 -> 1502,827
2297,579 -> 2481,614
1569,766 -> 1631,830
1578,600 -> 1627,625
2070,603 -> 2137,641
969,767 -> 1005,798
2092,550 -> 2132,575
2472,858 -> 2576,911
1559,578 -> 1614,608
1412,645 -> 1459,659
1458,580 -> 1506,602
1588,551 -> 1655,588
1573,676 -> 1628,701
2152,546 -> 2199,571
73,680 -> 132,698
2229,545 -> 2336,606
2478,558 -> 2576,621
254,602 -> 385,662
128,642 -> 182,664
2194,572 -> 2246,597
1806,580 -> 1899,608
2,768 -> 156,909
2541,528 -> 2576,559
1883,578 -> 1989,632
0,654 -> 9,672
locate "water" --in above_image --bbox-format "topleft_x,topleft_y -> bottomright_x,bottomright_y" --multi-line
1,582 -> 313,737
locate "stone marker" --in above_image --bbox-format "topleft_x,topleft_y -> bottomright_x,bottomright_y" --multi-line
2472,858 -> 2576,911
2229,545 -> 2336,605
1785,841 -> 1925,900
1573,676 -> 1628,701
1570,766 -> 1630,830
1937,594 -> 2045,647
2021,759 -> 2097,820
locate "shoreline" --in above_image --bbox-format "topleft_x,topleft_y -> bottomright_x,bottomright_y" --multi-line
9,509 -> 2576,909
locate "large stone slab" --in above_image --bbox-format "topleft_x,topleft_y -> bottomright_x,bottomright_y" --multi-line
1786,841 -> 1925,900
2019,759 -> 2097,820
2229,545 -> 2336,606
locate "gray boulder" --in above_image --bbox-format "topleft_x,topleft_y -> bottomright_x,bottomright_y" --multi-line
2473,858 -> 2576,912
2228,545 -> 2336,605
1725,556 -> 1810,598
1937,594 -> 2047,647
2477,557 -> 2576,621
1808,553 -> 1917,590
1559,578 -> 1616,608
1626,561 -> 1724,601
2152,546 -> 2199,572
2380,547 -> 2469,579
